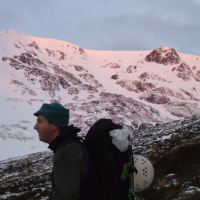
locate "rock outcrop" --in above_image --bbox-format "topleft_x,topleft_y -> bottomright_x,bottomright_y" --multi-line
145,47 -> 180,65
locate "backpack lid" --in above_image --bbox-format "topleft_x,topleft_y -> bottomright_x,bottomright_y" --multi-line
84,118 -> 123,151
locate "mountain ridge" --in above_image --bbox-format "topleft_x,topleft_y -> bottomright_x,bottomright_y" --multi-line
0,30 -> 200,160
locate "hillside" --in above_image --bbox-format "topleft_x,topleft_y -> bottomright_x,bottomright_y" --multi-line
0,114 -> 199,199
0,29 -> 200,160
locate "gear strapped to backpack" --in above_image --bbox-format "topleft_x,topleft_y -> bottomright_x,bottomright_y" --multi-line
83,118 -> 154,200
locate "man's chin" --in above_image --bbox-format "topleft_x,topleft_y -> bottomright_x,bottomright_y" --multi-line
39,136 -> 45,142
39,137 -> 49,144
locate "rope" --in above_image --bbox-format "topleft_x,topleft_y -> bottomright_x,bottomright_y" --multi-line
121,146 -> 141,200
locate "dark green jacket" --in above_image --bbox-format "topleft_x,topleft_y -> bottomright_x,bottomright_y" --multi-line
48,126 -> 88,200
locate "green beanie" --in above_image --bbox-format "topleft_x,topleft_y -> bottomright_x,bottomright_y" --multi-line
34,102 -> 69,127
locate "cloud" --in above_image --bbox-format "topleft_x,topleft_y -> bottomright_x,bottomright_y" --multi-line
0,0 -> 199,55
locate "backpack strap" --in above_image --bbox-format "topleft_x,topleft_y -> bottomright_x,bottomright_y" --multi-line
79,143 -> 99,200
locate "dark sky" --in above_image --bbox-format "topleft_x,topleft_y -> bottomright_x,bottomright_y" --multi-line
0,0 -> 200,55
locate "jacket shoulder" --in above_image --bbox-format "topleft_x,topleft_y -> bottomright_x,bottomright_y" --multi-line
54,142 -> 84,162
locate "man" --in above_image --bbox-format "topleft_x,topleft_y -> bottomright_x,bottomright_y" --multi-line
34,102 -> 97,200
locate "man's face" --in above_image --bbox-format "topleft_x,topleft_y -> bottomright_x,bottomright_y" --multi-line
34,115 -> 58,144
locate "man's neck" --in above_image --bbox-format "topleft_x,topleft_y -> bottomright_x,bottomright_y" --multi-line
49,129 -> 61,144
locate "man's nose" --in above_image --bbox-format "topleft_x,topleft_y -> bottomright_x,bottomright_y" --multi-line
34,123 -> 38,130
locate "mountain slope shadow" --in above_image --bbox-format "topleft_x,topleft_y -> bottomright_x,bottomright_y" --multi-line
142,141 -> 200,200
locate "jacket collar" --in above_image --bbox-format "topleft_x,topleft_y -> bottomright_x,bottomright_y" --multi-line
48,125 -> 81,152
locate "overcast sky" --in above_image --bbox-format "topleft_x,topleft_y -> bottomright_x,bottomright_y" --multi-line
0,0 -> 200,55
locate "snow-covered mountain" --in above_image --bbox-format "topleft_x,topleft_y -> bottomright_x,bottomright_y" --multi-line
0,29 -> 200,160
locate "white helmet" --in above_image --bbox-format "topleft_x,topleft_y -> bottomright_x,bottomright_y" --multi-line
133,155 -> 154,192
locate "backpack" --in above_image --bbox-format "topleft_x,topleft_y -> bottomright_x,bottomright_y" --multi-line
83,118 -> 133,200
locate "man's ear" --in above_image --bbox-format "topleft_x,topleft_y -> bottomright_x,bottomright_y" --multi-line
50,124 -> 60,132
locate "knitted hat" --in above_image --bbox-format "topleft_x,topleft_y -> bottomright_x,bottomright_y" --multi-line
34,102 -> 69,127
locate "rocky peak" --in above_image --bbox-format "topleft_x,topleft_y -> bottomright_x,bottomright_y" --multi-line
145,47 -> 180,65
